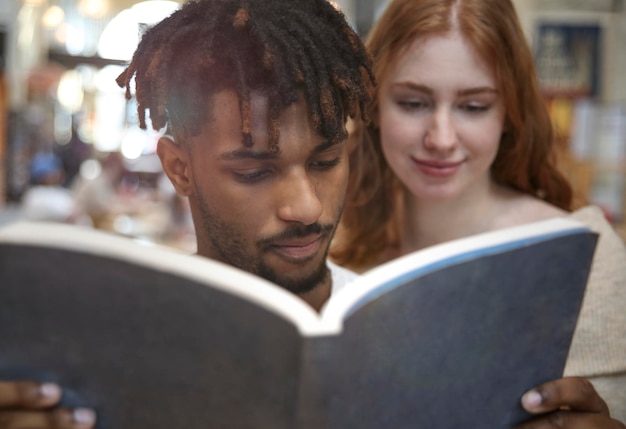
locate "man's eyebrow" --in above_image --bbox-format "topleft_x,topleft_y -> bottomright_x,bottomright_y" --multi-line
219,141 -> 338,161
312,141 -> 336,153
219,149 -> 278,161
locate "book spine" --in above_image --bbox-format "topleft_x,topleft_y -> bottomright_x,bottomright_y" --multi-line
294,336 -> 334,429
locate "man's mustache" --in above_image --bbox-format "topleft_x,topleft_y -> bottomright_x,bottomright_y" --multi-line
258,223 -> 335,248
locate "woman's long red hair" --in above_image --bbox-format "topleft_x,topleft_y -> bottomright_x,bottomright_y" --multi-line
331,0 -> 572,271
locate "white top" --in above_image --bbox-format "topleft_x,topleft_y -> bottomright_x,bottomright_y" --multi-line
328,260 -> 359,295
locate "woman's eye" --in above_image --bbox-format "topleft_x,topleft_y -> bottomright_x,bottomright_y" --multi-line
398,100 -> 428,111
461,103 -> 489,113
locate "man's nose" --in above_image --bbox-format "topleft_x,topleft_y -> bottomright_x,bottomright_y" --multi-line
277,170 -> 323,225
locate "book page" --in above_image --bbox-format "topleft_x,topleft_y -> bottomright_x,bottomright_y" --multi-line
320,217 -> 592,329
317,224 -> 597,428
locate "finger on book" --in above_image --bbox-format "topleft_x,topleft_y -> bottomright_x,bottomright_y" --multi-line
0,381 -> 61,409
513,409 -> 626,429
0,407 -> 96,429
521,377 -> 609,414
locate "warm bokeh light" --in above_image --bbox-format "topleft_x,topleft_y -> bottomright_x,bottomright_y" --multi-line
42,5 -> 65,28
98,1 -> 180,61
93,65 -> 127,152
120,127 -> 147,159
77,0 -> 109,19
57,69 -> 84,114
21,0 -> 46,7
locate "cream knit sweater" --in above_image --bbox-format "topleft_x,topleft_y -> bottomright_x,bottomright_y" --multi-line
565,206 -> 626,422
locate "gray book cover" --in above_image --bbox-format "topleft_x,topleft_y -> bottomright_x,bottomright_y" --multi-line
0,220 -> 597,428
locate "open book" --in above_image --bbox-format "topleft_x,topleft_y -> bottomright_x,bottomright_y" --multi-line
0,218 -> 597,429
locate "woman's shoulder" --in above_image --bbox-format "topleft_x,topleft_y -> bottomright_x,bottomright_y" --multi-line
569,205 -> 625,247
564,207 -> 626,377
492,189 -> 568,228
569,205 -> 613,228
567,205 -> 626,275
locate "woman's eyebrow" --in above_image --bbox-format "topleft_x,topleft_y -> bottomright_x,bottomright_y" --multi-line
457,87 -> 499,96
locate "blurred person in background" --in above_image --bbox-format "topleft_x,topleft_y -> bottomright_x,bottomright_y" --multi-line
57,118 -> 92,188
21,152 -> 90,225
71,151 -> 127,228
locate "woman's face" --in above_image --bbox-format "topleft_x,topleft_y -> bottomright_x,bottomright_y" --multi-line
377,31 -> 506,202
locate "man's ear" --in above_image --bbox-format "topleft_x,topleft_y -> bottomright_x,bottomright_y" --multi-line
157,136 -> 193,196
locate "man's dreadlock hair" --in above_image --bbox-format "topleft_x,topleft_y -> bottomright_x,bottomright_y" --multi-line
116,0 -> 375,152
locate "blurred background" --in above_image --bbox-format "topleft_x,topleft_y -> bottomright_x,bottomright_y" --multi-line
0,0 -> 625,250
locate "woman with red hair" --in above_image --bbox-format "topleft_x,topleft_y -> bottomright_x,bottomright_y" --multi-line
332,0 -> 626,423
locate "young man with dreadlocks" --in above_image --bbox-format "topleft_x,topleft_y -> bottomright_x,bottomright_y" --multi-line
114,0 -> 374,312
0,1 -> 623,428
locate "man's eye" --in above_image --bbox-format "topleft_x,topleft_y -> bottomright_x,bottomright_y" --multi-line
233,170 -> 270,183
310,158 -> 341,170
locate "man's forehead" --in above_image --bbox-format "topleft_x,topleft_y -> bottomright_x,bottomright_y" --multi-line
207,89 -> 271,113
209,88 -> 306,115
203,89 -> 321,143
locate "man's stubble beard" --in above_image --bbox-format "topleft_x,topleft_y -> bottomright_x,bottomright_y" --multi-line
193,190 -> 339,295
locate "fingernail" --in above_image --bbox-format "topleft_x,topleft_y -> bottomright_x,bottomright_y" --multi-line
73,408 -> 96,425
39,383 -> 61,399
522,390 -> 543,408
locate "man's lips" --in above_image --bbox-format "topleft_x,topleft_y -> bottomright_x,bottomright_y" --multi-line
268,235 -> 324,261
411,157 -> 464,178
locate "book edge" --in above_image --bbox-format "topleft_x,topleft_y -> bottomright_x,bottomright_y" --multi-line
320,217 -> 592,328
0,221 -> 326,335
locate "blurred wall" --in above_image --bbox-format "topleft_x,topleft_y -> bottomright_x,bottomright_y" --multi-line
513,0 -> 626,102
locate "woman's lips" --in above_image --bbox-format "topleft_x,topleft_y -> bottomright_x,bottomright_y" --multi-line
411,158 -> 464,178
